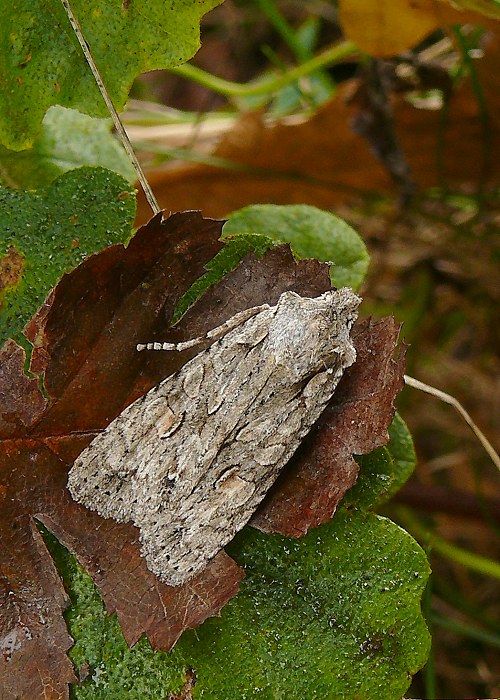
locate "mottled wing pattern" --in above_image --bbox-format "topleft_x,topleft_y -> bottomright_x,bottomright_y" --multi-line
69,289 -> 360,585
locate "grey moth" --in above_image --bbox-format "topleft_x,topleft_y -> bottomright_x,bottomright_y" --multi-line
68,288 -> 360,586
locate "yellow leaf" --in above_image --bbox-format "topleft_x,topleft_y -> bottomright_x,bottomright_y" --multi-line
453,0 -> 500,20
338,0 -> 491,56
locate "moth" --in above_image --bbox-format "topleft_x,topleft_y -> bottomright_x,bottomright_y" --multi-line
68,288 -> 360,586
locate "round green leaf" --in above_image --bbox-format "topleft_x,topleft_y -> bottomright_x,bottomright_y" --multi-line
347,413 -> 417,510
46,507 -> 430,699
383,412 -> 417,503
0,106 -> 135,189
185,511 -> 430,699
223,204 -> 369,290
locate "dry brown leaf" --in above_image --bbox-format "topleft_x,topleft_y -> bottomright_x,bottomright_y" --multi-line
136,70 -> 500,224
0,212 -> 245,699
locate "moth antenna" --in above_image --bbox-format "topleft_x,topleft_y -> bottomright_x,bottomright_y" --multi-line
137,302 -> 270,352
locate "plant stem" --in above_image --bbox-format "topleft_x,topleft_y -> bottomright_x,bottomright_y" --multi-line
431,611 -> 500,649
169,40 -> 357,98
59,0 -> 160,216
396,507 -> 500,581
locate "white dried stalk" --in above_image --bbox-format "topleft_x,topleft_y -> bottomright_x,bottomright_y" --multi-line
404,375 -> 500,471
59,0 -> 160,215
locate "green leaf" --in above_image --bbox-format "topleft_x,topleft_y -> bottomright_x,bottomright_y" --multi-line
0,167 -> 136,347
223,204 -> 369,290
383,412 -> 417,502
0,0 -> 223,150
0,106 -> 136,189
349,446 -> 395,510
198,512 -> 430,700
347,413 -> 417,510
37,524 -> 188,700
41,508 -> 430,699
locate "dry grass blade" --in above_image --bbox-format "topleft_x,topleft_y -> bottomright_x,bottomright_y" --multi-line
404,375 -> 500,471
59,0 -> 160,215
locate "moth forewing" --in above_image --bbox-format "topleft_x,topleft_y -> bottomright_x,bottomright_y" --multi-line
68,288 -> 361,586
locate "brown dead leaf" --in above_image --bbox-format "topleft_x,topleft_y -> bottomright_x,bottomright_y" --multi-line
136,66 -> 500,223
0,212 -> 245,699
165,245 -> 332,345
0,495 -> 76,700
0,340 -> 46,436
252,317 -> 405,536
0,212 -> 345,697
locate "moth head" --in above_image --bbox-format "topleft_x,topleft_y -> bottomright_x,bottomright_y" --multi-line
268,289 -> 360,380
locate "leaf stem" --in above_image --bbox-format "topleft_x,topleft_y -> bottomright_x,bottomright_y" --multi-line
169,40 -> 357,98
59,0 -> 160,216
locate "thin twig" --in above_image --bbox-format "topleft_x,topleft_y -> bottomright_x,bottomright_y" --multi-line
60,0 -> 160,216
404,374 -> 500,471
